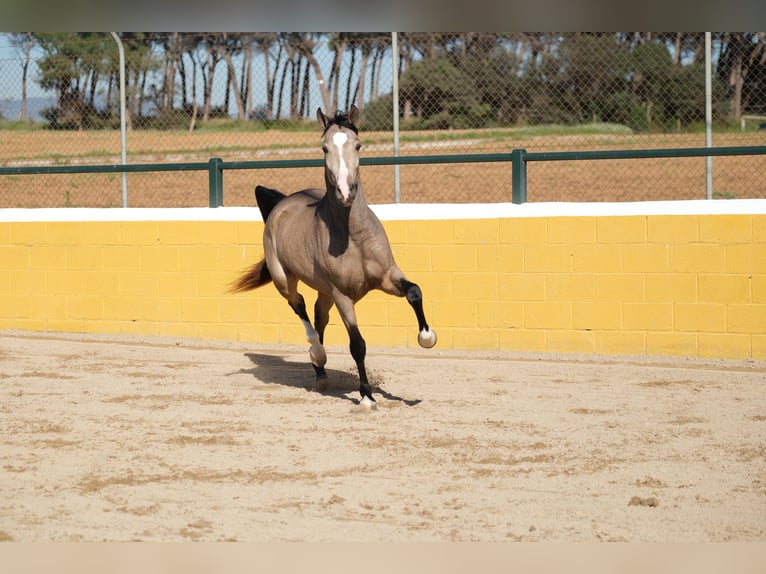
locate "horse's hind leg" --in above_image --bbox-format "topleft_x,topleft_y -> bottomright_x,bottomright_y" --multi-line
275,273 -> 327,382
312,292 -> 334,369
287,294 -> 326,379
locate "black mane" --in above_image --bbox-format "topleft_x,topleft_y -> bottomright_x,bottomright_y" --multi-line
323,110 -> 358,135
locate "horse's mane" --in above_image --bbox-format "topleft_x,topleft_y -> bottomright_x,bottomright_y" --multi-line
323,110 -> 358,135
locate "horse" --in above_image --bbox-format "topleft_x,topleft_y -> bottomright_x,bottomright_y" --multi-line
232,105 -> 437,409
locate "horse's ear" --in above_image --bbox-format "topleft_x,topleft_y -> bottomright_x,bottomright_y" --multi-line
348,104 -> 360,127
317,108 -> 329,130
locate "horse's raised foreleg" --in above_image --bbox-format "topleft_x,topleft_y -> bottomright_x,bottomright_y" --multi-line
381,268 -> 437,348
332,292 -> 375,408
398,278 -> 437,348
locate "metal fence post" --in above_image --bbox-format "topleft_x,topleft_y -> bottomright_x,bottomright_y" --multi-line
110,32 -> 128,207
208,158 -> 223,207
391,31 -> 401,204
705,32 -> 713,200
511,148 -> 527,204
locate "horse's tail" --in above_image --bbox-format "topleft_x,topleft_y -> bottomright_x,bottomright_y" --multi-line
230,259 -> 272,293
255,185 -> 287,222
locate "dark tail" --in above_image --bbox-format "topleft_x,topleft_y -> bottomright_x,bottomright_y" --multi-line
231,185 -> 285,293
230,259 -> 272,293
255,185 -> 287,221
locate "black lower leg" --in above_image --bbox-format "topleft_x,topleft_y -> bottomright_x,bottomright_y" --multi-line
289,296 -> 326,379
288,294 -> 310,323
312,297 -> 332,379
348,325 -> 372,402
312,363 -> 327,379
400,279 -> 430,333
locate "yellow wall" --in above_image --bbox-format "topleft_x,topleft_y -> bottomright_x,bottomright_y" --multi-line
1,212 -> 764,360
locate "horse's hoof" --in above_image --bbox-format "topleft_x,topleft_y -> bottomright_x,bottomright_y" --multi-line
309,342 -> 327,368
418,328 -> 437,349
360,396 -> 378,411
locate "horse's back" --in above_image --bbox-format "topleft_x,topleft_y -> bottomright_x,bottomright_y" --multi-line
265,188 -> 320,221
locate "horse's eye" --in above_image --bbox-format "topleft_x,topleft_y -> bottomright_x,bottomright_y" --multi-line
322,145 -> 328,153
356,143 -> 362,151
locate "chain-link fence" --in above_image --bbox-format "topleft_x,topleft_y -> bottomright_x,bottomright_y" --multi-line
1,32 -> 765,207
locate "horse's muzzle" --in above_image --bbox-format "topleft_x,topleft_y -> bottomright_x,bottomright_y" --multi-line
337,183 -> 358,206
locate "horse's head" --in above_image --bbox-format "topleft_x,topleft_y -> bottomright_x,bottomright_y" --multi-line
317,105 -> 361,208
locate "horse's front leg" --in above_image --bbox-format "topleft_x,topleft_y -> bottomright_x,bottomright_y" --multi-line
332,292 -> 376,409
400,278 -> 437,348
381,268 -> 437,348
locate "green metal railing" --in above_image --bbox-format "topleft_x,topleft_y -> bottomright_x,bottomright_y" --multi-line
2,145 -> 765,207
511,145 -> 766,204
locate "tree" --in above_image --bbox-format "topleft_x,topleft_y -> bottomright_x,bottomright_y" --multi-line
218,33 -> 247,120
399,57 -> 477,128
630,41 -> 673,129
9,33 -> 35,121
118,33 -> 161,128
34,32 -> 113,129
199,34 -> 223,121
718,32 -> 766,121
558,33 -> 630,124
253,33 -> 280,120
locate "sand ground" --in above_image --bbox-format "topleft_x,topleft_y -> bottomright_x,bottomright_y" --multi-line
1,329 -> 764,541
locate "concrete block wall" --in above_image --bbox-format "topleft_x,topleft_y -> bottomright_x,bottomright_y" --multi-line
1,202 -> 764,360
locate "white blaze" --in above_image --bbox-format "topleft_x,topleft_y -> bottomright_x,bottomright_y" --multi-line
332,131 -> 351,201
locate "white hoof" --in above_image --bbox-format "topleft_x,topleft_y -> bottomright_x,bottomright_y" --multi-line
418,328 -> 437,349
360,396 -> 378,411
309,342 -> 327,368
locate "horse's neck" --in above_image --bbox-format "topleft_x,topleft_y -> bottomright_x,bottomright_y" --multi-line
324,185 -> 373,233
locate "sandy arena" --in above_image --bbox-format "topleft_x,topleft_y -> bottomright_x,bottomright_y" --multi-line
0,329 -> 764,541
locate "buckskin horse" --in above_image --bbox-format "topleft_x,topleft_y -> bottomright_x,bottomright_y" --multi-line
233,105 -> 436,409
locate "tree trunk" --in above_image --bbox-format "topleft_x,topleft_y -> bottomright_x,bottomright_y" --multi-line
203,44 -> 216,122
188,51 -> 198,132
223,51 -> 247,120
245,48 -> 253,120
165,32 -> 178,111
290,55 -> 300,119
300,59 -> 311,117
138,69 -> 148,119
345,48 -> 356,111
88,70 -> 98,107
277,59 -> 291,121
224,63 -> 231,117
370,44 -> 385,100
730,56 -> 744,120
267,43 -> 282,119
302,49 -> 332,113
356,46 -> 371,112
329,37 -> 347,111
18,33 -> 32,121
263,47 -> 273,119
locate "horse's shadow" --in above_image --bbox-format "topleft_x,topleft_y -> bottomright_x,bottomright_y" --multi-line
235,352 -> 421,407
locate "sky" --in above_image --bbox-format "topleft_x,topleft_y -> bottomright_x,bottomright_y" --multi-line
0,33 -> 396,121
